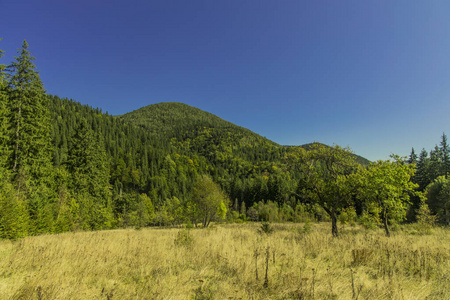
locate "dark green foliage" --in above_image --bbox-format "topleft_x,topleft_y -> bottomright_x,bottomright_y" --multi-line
425,176 -> 450,225
66,119 -> 110,202
3,40 -> 56,236
409,134 -> 450,224
7,40 -> 52,180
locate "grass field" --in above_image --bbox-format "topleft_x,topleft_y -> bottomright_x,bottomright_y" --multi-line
0,223 -> 448,299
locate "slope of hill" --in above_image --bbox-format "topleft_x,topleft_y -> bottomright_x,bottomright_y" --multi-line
117,102 -> 277,143
118,102 -> 370,165
296,143 -> 371,165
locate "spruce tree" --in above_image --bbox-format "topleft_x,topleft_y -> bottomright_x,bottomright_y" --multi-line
415,149 -> 430,191
6,40 -> 55,234
439,133 -> 450,178
408,147 -> 418,165
7,40 -> 52,181
0,39 -> 9,177
66,119 -> 110,202
66,119 -> 112,229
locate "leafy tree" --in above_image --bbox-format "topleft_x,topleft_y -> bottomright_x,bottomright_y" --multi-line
357,156 -> 419,236
287,143 -> 359,237
425,176 -> 450,225
191,175 -> 229,227
131,193 -> 155,228
416,202 -> 436,232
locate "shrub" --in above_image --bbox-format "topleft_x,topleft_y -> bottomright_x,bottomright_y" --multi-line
258,222 -> 274,235
174,229 -> 194,247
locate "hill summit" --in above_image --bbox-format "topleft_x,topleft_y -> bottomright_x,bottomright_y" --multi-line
118,102 -> 276,144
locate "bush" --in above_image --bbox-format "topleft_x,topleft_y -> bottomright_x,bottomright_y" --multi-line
174,229 -> 194,247
416,203 -> 436,233
258,222 -> 274,235
358,212 -> 379,230
339,207 -> 357,226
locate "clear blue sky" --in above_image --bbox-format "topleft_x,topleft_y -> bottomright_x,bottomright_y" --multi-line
1,0 -> 450,161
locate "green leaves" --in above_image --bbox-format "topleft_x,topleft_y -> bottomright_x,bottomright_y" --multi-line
191,174 -> 229,227
356,158 -> 419,236
289,143 -> 360,237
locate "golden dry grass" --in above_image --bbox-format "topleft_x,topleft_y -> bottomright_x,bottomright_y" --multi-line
0,223 -> 449,299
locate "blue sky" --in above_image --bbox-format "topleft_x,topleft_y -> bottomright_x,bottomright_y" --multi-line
1,0 -> 450,161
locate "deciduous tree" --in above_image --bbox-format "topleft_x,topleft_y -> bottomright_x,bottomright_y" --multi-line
357,156 -> 419,237
192,175 -> 229,227
287,143 -> 359,237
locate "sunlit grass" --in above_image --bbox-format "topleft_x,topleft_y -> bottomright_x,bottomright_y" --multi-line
0,223 -> 448,299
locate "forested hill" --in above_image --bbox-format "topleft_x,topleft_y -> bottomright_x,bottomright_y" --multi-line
118,102 -> 277,144
47,96 -> 291,220
48,95 -> 371,232
118,102 -> 370,165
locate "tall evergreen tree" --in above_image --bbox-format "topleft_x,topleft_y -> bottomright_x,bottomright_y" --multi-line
0,39 -> 9,177
6,40 -> 56,235
66,119 -> 113,229
66,119 -> 110,202
415,148 -> 430,191
408,147 -> 418,165
6,40 -> 52,181
429,145 -> 441,182
439,133 -> 450,178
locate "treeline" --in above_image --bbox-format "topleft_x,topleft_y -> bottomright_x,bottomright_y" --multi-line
408,135 -> 450,224
0,40 -> 448,240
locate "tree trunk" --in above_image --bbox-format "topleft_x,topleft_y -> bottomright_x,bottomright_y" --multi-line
323,206 -> 339,237
331,211 -> 339,237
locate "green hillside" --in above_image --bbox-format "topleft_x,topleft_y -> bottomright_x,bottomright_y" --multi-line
297,143 -> 370,165
118,102 -> 370,165
118,102 -> 277,144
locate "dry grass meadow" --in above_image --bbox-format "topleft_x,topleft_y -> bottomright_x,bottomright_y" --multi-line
0,223 -> 449,299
